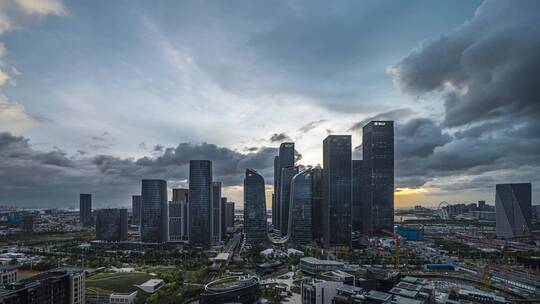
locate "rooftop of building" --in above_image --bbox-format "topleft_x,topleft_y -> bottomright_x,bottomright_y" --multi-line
300,257 -> 345,265
205,276 -> 259,292
0,264 -> 17,271
366,290 -> 392,302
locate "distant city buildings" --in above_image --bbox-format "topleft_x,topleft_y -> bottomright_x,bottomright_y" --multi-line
189,160 -> 213,248
289,169 -> 312,246
244,168 -> 267,248
363,121 -> 394,234
140,179 -> 168,243
212,182 -> 222,245
79,193 -> 92,226
322,135 -> 352,248
496,183 -> 532,238
96,208 -> 128,241
21,214 -> 34,234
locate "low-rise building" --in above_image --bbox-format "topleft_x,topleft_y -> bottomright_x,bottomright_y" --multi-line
299,257 -> 344,275
301,279 -> 342,304
0,265 -> 17,286
110,291 -> 138,304
0,267 -> 85,304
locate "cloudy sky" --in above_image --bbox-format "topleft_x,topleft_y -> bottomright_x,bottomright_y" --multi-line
0,0 -> 538,209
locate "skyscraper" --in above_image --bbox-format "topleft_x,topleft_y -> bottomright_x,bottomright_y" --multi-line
221,197 -> 227,239
363,121 -> 394,234
352,160 -> 364,233
132,195 -> 141,221
244,168 -> 267,248
273,156 -> 279,228
225,201 -> 235,232
172,188 -> 189,240
141,179 -> 168,243
169,200 -> 187,242
96,208 -> 128,241
275,143 -> 295,232
311,165 -> 323,241
79,193 -> 92,226
289,169 -> 312,247
496,183 -> 532,238
212,182 -> 222,244
322,135 -> 352,248
280,166 -> 298,236
189,160 -> 213,248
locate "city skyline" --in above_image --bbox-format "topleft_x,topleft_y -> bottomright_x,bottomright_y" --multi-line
0,0 -> 539,208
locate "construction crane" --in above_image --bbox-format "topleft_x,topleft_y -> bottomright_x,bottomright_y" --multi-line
382,230 -> 401,271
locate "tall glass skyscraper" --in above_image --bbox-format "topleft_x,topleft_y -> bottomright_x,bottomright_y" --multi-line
322,135 -> 352,248
79,193 -> 92,226
96,208 -> 128,241
289,169 -> 312,247
132,195 -> 141,221
311,166 -> 323,241
221,197 -> 227,239
141,179 -> 168,243
272,156 -> 279,228
244,168 -> 267,248
496,183 -> 531,238
274,142 -> 295,233
363,121 -> 394,234
280,166 -> 298,235
212,181 -> 222,244
172,188 -> 189,240
352,160 -> 364,233
189,160 -> 213,248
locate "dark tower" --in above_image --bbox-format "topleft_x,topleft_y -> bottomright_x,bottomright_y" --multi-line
322,135 -> 352,248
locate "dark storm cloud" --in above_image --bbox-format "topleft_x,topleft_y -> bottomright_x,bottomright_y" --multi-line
390,0 -> 540,128
0,132 -> 276,207
387,0 -> 540,193
269,132 -> 292,143
396,118 -> 451,159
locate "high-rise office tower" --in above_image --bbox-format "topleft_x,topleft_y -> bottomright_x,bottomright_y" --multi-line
212,182 -> 222,244
352,160 -> 364,233
311,166 -> 323,241
496,183 -> 532,238
280,166 -> 298,235
363,121 -> 394,234
221,197 -> 227,239
132,195 -> 141,221
273,156 -> 279,228
141,179 -> 168,243
189,160 -> 213,248
275,143 -> 295,232
169,200 -> 186,242
322,135 -> 352,247
225,202 -> 235,232
95,208 -> 128,241
289,169 -> 312,246
244,168 -> 267,247
172,188 -> 189,240
79,193 -> 92,226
